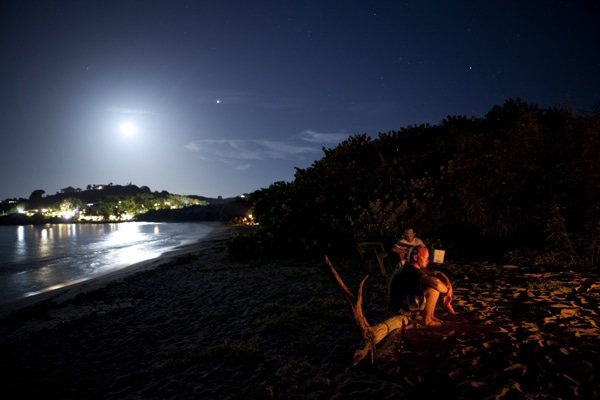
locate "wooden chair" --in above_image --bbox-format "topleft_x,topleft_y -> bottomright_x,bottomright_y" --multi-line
356,242 -> 394,278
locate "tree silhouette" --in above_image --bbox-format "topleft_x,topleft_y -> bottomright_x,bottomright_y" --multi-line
29,189 -> 45,201
240,99 -> 600,269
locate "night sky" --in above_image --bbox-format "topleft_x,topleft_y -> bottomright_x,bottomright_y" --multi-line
1,1 -> 599,200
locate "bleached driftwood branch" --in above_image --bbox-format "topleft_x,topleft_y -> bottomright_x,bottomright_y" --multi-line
324,256 -> 408,366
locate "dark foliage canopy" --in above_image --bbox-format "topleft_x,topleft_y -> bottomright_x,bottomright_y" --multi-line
234,99 -> 600,270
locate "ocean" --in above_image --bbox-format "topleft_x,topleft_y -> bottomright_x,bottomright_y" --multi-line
0,221 -> 215,304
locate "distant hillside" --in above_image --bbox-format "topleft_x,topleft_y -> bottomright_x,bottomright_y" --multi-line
135,201 -> 250,222
0,184 -> 251,225
25,185 -> 227,207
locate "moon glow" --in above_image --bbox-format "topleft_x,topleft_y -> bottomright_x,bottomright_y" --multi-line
120,122 -> 136,136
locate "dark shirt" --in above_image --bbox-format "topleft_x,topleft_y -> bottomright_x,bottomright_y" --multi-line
387,263 -> 426,313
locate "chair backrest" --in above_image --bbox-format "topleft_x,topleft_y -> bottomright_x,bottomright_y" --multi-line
356,242 -> 376,259
356,241 -> 385,253
356,241 -> 392,277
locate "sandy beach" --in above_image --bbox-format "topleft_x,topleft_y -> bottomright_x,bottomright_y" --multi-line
1,224 -> 599,399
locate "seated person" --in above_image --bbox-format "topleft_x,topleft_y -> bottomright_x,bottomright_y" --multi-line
388,246 -> 453,327
392,228 -> 425,265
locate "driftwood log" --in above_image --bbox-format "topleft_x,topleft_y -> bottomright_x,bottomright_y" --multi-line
324,255 -> 408,366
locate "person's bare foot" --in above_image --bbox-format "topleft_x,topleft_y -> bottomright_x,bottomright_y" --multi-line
423,319 -> 443,327
421,311 -> 443,323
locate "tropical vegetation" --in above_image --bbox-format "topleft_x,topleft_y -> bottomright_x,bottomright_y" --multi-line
232,99 -> 600,271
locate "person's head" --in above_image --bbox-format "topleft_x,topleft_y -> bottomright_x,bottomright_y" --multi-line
405,228 -> 416,241
410,246 -> 429,269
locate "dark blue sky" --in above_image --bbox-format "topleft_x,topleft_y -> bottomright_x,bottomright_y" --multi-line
1,1 -> 599,199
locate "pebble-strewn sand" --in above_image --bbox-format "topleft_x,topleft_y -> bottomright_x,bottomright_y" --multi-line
1,224 -> 599,399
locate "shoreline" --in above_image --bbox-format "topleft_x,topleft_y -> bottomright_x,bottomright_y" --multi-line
0,221 -> 238,319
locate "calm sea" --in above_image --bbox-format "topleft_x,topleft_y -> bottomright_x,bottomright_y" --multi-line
0,222 -> 215,304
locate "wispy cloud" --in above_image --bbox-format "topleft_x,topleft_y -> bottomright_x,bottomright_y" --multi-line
295,129 -> 350,144
106,107 -> 153,114
184,130 -> 350,170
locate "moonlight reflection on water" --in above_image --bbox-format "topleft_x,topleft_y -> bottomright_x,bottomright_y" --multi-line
0,222 -> 214,303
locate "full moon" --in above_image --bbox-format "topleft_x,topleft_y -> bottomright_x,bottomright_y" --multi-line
120,122 -> 136,136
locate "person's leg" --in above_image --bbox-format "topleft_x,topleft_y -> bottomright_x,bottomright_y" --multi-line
422,286 -> 442,327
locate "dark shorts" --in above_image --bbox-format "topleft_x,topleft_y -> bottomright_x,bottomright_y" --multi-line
401,287 -> 425,312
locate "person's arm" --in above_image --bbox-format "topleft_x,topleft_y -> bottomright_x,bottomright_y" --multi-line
392,242 -> 409,258
419,273 -> 450,295
432,271 -> 453,299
